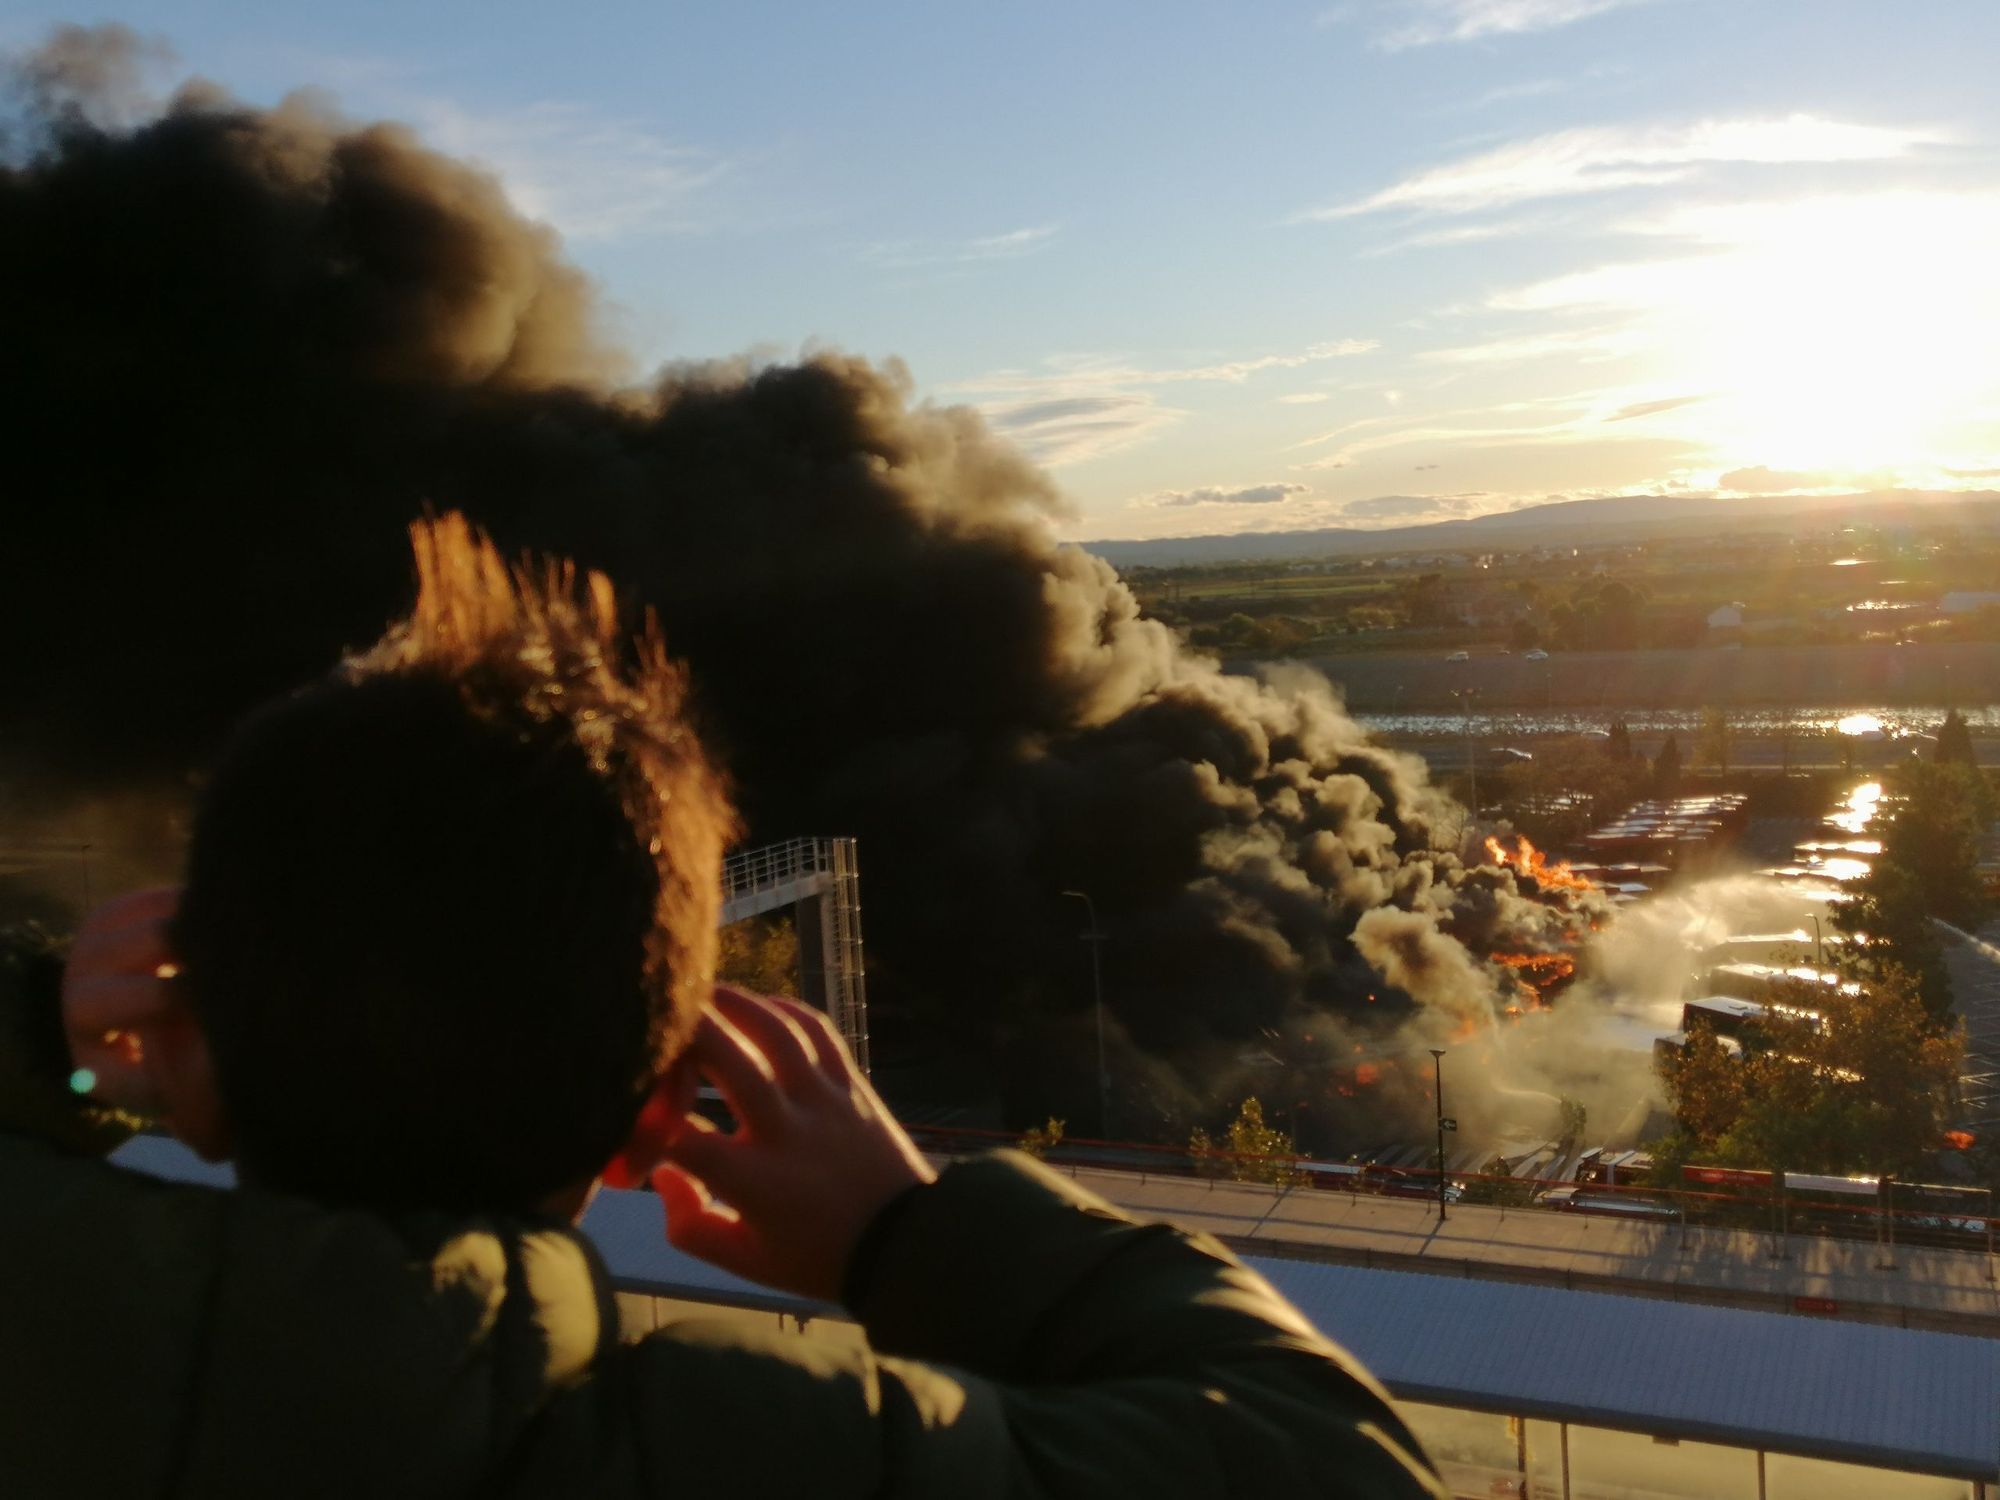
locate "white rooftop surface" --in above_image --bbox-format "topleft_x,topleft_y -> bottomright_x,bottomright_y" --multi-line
111,1136 -> 2000,1478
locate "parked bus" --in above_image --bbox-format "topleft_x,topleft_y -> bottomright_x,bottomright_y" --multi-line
1543,1186 -> 1682,1222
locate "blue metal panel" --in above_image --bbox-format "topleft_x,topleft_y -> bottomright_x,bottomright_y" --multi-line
1255,1257 -> 2000,1481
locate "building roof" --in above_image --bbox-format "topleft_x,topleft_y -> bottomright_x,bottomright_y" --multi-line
112,1135 -> 2000,1479
1257,1257 -> 2000,1480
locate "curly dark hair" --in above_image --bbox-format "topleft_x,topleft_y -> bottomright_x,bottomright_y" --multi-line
174,514 -> 735,1214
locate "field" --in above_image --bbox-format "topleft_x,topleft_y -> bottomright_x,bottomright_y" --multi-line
1304,639 -> 2000,712
1126,516 -> 2000,663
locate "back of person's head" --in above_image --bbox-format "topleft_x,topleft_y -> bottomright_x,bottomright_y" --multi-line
173,514 -> 735,1215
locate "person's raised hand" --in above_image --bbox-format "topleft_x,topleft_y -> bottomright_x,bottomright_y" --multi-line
647,984 -> 935,1302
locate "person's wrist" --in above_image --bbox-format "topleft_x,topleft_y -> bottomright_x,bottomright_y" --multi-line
838,1174 -> 934,1311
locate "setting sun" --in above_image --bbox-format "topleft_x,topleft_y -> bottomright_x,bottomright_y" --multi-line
1667,194 -> 2000,478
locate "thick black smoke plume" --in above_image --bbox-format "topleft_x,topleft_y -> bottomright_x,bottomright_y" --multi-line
0,30 -> 1588,1140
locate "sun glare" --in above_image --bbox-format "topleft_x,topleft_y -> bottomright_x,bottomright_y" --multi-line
1662,194 -> 2000,475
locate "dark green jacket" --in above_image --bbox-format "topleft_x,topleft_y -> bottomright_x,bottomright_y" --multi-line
0,939 -> 1444,1498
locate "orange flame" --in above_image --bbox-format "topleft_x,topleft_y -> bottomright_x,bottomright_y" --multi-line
1496,956 -> 1568,992
1485,833 -> 1595,893
1945,1129 -> 1976,1150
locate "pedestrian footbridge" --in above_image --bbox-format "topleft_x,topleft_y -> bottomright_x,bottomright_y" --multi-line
720,837 -> 869,1075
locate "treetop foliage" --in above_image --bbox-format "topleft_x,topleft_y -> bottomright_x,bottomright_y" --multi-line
1657,967 -> 1961,1177
1190,1096 -> 1307,1187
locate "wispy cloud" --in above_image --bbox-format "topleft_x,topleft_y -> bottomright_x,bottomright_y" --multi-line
1322,0 -> 1656,49
1419,325 -> 1646,365
400,97 -> 730,243
1372,0 -> 1656,49
982,393 -> 1183,468
858,223 -> 1058,270
1463,76 -> 1566,109
1716,465 -> 1838,494
1305,115 -> 1940,220
1340,493 -> 1486,520
959,339 -> 1377,397
1359,216 -> 1551,257
956,337 -> 1375,467
1288,393 -> 1623,470
1278,392 -> 1332,404
1131,482 -> 1310,510
1607,393 -> 1706,422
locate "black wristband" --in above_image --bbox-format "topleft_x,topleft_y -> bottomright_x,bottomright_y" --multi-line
839,1178 -> 932,1313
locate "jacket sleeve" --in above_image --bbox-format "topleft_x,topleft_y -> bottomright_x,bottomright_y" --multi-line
0,1130 -> 621,1500
504,1152 -> 1446,1500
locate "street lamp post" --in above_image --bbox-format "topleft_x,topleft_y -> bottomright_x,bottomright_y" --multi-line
1451,688 -> 1480,828
1429,1047 -> 1449,1222
1061,890 -> 1110,1138
1810,913 -> 1825,969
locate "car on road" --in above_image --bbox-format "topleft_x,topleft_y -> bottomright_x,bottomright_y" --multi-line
1446,650 -> 1470,662
1523,648 -> 1550,661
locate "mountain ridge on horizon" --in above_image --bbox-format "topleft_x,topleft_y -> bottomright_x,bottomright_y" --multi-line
1079,489 -> 2000,569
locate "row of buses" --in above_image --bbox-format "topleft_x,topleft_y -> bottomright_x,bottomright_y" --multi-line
1296,1143 -> 1993,1251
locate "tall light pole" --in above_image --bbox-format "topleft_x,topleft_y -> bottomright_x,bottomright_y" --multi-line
1061,890 -> 1109,1138
1810,913 -> 1825,969
1429,1048 -> 1449,1221
1451,687 -> 1480,828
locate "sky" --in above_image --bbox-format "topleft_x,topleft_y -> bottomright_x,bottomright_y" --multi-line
7,0 -> 2000,541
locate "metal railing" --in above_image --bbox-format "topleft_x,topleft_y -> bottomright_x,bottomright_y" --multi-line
902,1122 -> 1999,1269
719,836 -> 870,1077
722,837 -> 838,902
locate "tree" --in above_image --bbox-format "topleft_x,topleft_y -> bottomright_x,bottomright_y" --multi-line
1018,1117 -> 1065,1158
1934,708 -> 1978,768
1652,734 -> 1682,795
1836,862 -> 1953,1020
1695,706 -> 1731,775
715,914 -> 800,997
1881,761 -> 1990,926
1592,579 -> 1643,651
1190,1096 -> 1306,1187
1656,969 -> 1961,1178
1834,759 -> 1992,1017
1605,720 -> 1632,761
1245,616 -> 1314,655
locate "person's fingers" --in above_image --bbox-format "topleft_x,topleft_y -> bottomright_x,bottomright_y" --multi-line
603,1096 -> 674,1189
653,1163 -> 757,1270
764,995 -> 856,1079
710,985 -> 823,1087
654,1113 -> 735,1185
683,1011 -> 787,1137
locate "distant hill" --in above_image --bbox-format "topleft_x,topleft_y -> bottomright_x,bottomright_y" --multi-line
1081,489 -> 2000,569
